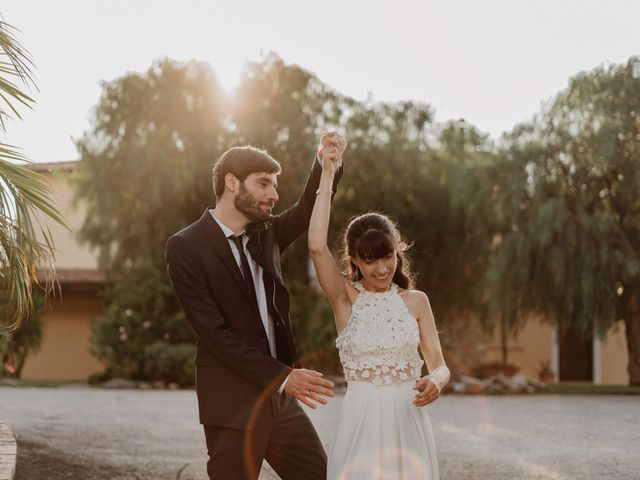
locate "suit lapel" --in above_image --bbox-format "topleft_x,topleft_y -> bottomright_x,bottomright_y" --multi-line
200,208 -> 259,309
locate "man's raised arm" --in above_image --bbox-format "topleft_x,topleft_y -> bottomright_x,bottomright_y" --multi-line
275,131 -> 346,251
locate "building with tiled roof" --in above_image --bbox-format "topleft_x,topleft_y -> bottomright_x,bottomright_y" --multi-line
22,161 -> 106,380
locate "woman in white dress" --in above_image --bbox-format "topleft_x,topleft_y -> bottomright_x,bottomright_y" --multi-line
309,133 -> 450,479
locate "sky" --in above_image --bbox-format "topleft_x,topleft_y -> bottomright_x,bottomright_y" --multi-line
2,0 -> 639,163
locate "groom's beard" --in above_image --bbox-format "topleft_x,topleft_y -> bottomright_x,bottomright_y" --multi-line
234,182 -> 272,223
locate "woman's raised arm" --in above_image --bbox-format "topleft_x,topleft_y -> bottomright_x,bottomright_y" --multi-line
308,133 -> 352,320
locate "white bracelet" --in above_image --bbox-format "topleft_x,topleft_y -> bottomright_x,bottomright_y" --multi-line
316,189 -> 333,195
427,365 -> 450,391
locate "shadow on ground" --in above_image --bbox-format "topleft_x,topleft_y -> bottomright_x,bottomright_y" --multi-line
15,440 -> 200,480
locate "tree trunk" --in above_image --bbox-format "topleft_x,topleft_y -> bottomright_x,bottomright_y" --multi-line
15,352 -> 27,379
1,353 -> 7,377
501,316 -> 508,366
624,294 -> 640,386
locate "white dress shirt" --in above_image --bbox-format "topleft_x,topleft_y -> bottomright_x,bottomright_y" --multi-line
210,211 -> 277,358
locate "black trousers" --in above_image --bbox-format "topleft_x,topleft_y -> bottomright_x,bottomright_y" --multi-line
203,392 -> 327,480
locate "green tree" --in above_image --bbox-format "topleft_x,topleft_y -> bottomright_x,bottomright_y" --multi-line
231,53 -> 345,283
75,59 -> 226,381
74,53 -> 499,379
328,104 -> 497,374
228,54 -> 350,369
500,57 -> 640,384
334,110 -> 496,326
483,148 -> 533,366
1,289 -> 43,377
427,120 -> 497,325
227,56 -> 497,372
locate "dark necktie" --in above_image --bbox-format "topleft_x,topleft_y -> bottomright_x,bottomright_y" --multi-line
229,233 -> 258,304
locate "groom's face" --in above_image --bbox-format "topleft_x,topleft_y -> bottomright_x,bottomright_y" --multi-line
234,172 -> 279,222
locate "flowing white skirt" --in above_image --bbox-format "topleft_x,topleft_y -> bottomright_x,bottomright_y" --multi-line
327,381 -> 439,480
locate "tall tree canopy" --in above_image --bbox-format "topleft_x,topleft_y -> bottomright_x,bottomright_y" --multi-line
75,53 -> 640,385
497,57 -> 640,383
75,59 -> 227,380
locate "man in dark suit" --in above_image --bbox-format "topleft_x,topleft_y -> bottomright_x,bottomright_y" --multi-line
165,131 -> 346,479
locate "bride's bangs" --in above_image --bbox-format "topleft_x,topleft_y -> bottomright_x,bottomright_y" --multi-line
354,229 -> 395,261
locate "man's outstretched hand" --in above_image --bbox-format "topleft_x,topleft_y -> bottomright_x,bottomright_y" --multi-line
284,368 -> 335,409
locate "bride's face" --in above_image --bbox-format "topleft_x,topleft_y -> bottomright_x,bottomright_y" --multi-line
352,251 -> 398,291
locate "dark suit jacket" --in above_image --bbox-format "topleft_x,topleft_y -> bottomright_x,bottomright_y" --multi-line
165,157 -> 342,429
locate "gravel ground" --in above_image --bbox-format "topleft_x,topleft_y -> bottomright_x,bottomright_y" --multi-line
1,386 -> 639,479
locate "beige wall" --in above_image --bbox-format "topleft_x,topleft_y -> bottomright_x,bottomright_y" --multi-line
486,317 -> 630,385
486,317 -> 553,379
17,163 -> 106,381
600,322 -> 629,385
22,292 -> 105,381
36,167 -> 98,269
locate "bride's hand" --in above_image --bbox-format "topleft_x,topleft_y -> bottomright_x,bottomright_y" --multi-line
413,375 -> 440,407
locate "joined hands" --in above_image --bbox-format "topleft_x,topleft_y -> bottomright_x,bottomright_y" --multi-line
318,130 -> 347,174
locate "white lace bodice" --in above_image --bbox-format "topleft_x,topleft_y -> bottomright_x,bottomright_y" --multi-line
336,282 -> 424,386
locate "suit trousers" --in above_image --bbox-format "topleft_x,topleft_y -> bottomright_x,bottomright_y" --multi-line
203,392 -> 327,480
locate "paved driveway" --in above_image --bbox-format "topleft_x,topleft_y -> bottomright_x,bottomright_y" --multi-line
1,386 -> 638,479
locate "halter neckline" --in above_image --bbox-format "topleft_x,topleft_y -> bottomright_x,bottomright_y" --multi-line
354,281 -> 397,294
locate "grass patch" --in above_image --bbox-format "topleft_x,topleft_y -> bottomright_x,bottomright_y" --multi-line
542,384 -> 640,395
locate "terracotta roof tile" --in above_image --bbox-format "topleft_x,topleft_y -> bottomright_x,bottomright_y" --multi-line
37,268 -> 106,284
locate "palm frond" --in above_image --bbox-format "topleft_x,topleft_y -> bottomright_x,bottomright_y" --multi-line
0,145 -> 68,328
0,19 -> 37,132
0,16 -> 65,329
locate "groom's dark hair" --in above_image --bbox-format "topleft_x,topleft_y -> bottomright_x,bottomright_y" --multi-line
212,146 -> 281,201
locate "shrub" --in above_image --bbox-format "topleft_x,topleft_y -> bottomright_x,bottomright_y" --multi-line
143,341 -> 195,386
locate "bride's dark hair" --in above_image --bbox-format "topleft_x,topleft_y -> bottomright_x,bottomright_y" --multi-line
341,212 -> 415,289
